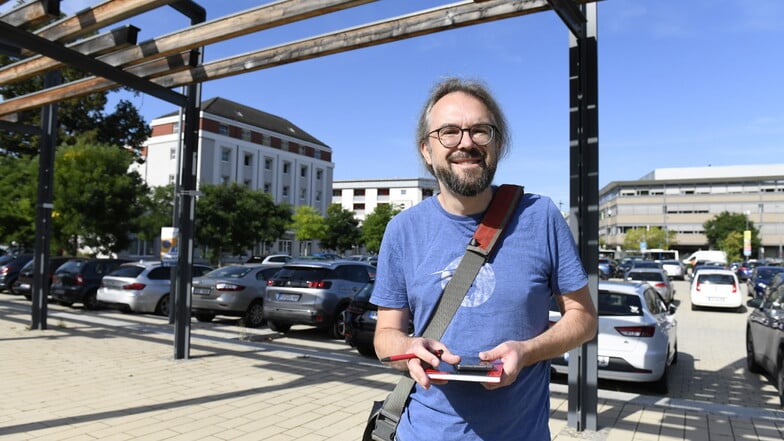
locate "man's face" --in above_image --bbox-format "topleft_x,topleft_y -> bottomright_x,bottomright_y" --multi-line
421,91 -> 499,197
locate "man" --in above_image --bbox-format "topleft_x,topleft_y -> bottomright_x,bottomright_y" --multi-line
371,78 -> 597,440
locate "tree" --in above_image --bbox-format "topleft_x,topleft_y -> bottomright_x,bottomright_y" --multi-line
52,139 -> 149,256
703,211 -> 760,253
0,155 -> 38,249
195,183 -> 290,265
718,230 -> 744,264
622,226 -> 674,251
289,206 -> 327,255
136,184 -> 175,244
321,204 -> 361,254
361,204 -> 399,254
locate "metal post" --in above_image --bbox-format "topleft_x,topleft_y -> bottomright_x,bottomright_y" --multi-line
31,70 -> 61,330
567,2 -> 599,432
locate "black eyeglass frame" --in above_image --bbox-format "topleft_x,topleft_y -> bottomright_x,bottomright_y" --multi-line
426,123 -> 499,148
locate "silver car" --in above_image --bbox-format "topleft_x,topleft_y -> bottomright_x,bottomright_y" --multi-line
625,268 -> 676,304
191,264 -> 281,328
98,261 -> 213,316
263,260 -> 376,339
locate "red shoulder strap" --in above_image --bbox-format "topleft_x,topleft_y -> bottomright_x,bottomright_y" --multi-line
469,184 -> 524,257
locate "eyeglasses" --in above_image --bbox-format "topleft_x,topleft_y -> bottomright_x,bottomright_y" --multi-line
427,124 -> 498,148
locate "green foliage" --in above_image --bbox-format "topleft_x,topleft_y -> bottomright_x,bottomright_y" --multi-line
0,155 -> 38,249
622,226 -> 675,251
136,184 -> 175,242
321,204 -> 361,254
290,205 -> 327,242
703,211 -> 760,253
719,230 -> 744,264
53,140 -> 148,256
361,204 -> 400,254
195,183 -> 290,265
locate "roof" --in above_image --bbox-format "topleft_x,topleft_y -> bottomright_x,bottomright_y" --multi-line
160,97 -> 328,147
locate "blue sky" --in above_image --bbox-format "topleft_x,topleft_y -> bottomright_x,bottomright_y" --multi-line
5,0 -> 783,209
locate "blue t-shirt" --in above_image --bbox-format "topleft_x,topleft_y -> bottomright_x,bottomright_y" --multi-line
371,188 -> 588,441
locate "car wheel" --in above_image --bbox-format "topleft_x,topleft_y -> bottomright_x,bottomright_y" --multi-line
155,294 -> 170,317
268,321 -> 291,333
193,312 -> 215,323
83,291 -> 100,310
241,301 -> 265,328
746,328 -> 763,373
329,305 -> 348,340
356,342 -> 376,358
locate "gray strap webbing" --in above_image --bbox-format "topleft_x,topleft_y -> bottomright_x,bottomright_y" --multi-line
378,185 -> 524,425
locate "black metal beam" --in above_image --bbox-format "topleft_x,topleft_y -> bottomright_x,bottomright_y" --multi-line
547,0 -> 585,38
0,119 -> 40,135
0,20 -> 186,107
169,0 -> 206,23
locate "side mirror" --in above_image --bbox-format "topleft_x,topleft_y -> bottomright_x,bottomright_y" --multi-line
668,304 -> 677,315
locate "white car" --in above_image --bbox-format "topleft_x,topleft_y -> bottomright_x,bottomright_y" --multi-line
690,269 -> 743,311
550,281 -> 678,393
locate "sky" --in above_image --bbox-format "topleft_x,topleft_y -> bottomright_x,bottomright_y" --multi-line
4,0 -> 784,209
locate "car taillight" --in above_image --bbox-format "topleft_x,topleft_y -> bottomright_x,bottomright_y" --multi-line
307,280 -> 332,289
615,326 -> 655,337
215,283 -> 244,291
653,282 -> 666,288
123,283 -> 146,290
732,283 -> 737,293
695,282 -> 701,291
76,275 -> 84,286
0,267 -> 8,275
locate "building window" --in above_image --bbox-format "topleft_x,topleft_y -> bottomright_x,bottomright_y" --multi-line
221,148 -> 231,162
300,165 -> 308,178
241,129 -> 251,141
283,162 -> 290,174
244,179 -> 252,188
355,189 -> 365,196
401,189 -> 407,195
423,189 -> 434,197
221,176 -> 230,184
299,145 -> 306,155
218,124 -> 229,135
316,191 -> 322,202
244,153 -> 253,166
264,183 -> 271,193
315,150 -> 321,160
265,158 -> 273,170
300,188 -> 307,200
168,175 -> 175,184
170,148 -> 176,160
333,189 -> 341,196
378,188 -> 390,196
316,169 -> 323,180
282,186 -> 289,197
353,203 -> 365,210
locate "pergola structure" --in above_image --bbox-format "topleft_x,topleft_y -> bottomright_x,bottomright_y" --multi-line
1,0 -> 600,431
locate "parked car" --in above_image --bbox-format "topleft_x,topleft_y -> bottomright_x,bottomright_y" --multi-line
689,269 -> 742,311
550,281 -> 678,393
50,258 -> 130,309
0,254 -> 34,293
191,264 -> 281,327
747,266 -> 784,299
245,254 -> 292,266
264,260 -> 376,338
97,261 -> 213,316
345,280 -> 413,357
625,268 -> 675,304
746,283 -> 784,408
12,256 -> 77,299
346,255 -> 378,266
598,258 -> 616,280
690,262 -> 727,282
660,259 -> 685,281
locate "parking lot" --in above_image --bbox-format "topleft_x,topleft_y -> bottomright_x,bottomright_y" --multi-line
1,280 -> 783,440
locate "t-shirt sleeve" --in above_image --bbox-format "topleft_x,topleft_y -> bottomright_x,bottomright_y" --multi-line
548,199 -> 589,296
369,215 -> 410,309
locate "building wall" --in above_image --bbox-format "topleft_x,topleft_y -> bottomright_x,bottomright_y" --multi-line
599,165 -> 784,260
332,178 -> 438,222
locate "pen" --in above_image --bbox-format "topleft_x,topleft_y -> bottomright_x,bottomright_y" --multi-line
381,349 -> 443,363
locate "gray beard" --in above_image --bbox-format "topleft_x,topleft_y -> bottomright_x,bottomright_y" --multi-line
433,158 -> 497,197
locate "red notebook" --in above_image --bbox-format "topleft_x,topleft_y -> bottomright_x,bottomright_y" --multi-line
425,362 -> 503,383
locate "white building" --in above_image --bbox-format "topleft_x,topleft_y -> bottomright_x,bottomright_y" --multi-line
332,178 -> 438,222
133,97 -> 334,257
599,164 -> 784,260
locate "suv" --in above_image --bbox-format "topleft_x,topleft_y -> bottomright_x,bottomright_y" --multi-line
746,281 -> 784,407
0,254 -> 34,293
191,264 -> 281,327
50,258 -> 130,309
98,261 -> 213,316
264,260 -> 376,338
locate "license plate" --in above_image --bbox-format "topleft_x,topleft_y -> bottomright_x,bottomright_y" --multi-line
598,356 -> 610,367
708,297 -> 723,302
193,287 -> 211,295
276,293 -> 300,302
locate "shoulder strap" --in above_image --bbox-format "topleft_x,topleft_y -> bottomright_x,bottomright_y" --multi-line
375,185 -> 524,436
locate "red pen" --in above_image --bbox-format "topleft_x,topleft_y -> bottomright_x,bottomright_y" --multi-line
381,349 -> 443,363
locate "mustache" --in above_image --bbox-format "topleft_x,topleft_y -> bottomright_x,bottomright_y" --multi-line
448,149 -> 485,162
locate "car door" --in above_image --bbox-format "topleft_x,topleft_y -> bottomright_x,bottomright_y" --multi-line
756,286 -> 784,371
646,288 -> 676,355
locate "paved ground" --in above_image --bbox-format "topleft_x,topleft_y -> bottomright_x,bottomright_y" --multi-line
1,289 -> 783,441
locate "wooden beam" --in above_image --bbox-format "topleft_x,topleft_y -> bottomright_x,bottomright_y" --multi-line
0,52 -> 194,119
0,0 -> 376,86
0,25 -> 139,85
0,0 -> 59,28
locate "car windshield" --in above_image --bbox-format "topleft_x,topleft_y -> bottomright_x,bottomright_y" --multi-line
204,266 -> 254,278
55,260 -> 85,274
629,272 -> 664,282
598,291 -> 643,316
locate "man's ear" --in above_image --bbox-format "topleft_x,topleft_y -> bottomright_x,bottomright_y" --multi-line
420,141 -> 433,166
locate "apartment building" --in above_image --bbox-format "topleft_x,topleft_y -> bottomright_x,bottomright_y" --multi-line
332,178 -> 438,222
133,97 -> 334,257
599,164 -> 784,259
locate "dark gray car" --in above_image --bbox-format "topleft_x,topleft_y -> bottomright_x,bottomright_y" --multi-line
264,260 -> 376,339
746,283 -> 784,408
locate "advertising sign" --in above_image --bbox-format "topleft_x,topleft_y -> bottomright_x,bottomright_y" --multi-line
161,227 -> 179,265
